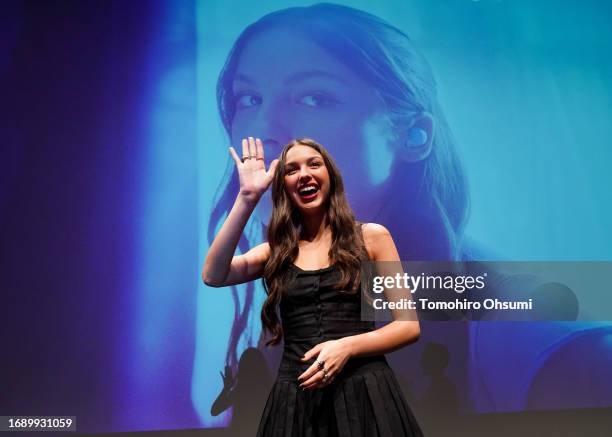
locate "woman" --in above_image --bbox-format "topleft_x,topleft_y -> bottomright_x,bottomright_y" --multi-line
203,137 -> 423,436
208,2 -> 469,370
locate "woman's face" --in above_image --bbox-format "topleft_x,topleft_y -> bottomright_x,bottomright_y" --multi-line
230,29 -> 397,224
283,145 -> 331,215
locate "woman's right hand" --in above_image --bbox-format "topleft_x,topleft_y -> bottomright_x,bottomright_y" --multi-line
229,137 -> 279,205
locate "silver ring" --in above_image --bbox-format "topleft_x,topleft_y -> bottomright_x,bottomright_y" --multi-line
241,155 -> 251,162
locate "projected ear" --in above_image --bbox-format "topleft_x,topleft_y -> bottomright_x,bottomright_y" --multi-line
396,112 -> 434,163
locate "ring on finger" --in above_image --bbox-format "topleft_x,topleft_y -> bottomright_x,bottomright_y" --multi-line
241,155 -> 251,162
322,368 -> 329,381
317,360 -> 325,371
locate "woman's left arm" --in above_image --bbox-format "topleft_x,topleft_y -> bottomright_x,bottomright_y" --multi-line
299,223 -> 420,389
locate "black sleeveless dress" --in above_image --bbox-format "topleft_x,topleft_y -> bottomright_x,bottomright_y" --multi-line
256,264 -> 423,437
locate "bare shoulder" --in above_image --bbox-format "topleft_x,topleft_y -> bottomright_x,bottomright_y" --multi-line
361,222 -> 391,239
361,223 -> 397,261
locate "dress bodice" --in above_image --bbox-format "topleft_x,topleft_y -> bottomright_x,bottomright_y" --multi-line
279,264 -> 375,368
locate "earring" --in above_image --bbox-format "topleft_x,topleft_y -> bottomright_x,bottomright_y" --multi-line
406,127 -> 428,147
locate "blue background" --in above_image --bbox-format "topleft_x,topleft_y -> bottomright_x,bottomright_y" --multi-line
1,0 -> 611,434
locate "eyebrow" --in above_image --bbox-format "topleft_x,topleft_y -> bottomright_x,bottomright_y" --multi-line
234,73 -> 256,86
233,70 -> 348,87
285,156 -> 323,167
284,70 -> 347,85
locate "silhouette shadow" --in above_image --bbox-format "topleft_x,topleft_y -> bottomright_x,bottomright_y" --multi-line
211,347 -> 273,436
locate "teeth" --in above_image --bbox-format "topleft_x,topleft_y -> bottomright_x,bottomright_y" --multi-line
299,185 -> 318,195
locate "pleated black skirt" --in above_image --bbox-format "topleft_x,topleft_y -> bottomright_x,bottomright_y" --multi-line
256,357 -> 423,437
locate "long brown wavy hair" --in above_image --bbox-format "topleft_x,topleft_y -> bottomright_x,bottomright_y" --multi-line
261,138 -> 369,346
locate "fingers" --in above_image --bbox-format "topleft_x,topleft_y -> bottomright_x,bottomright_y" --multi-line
229,147 -> 242,166
298,343 -> 325,384
300,368 -> 335,390
236,137 -> 279,178
298,360 -> 319,383
302,343 -> 324,362
267,159 -> 279,178
298,355 -> 338,390
300,371 -> 322,389
238,137 -> 266,164
248,137 -> 257,159
241,138 -> 249,161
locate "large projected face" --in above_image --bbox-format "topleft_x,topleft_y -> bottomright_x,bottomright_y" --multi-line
230,29 -> 397,223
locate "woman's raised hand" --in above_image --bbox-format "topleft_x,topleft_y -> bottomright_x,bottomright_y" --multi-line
229,137 -> 279,205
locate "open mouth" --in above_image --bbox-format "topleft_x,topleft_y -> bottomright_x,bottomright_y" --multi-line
298,184 -> 319,201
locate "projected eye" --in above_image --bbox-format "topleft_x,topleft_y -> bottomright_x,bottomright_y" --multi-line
235,93 -> 262,109
297,93 -> 338,108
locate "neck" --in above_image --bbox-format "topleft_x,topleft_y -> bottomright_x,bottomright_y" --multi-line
300,212 -> 328,242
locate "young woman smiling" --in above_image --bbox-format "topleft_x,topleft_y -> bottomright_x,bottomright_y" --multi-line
203,137 -> 422,436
